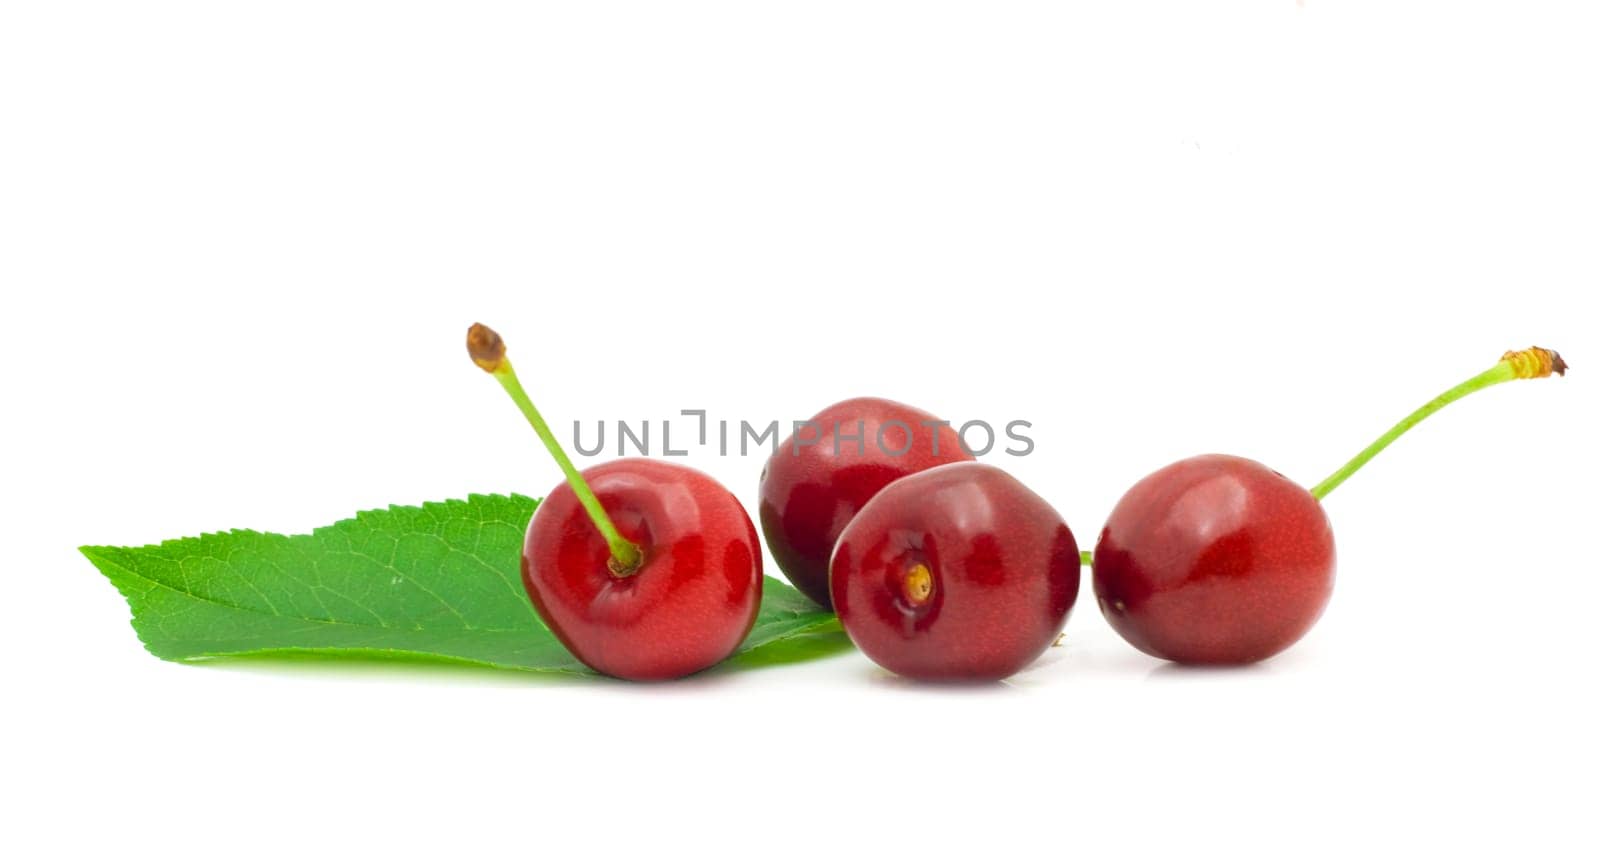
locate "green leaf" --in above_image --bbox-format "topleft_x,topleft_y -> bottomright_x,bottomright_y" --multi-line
81,494 -> 839,678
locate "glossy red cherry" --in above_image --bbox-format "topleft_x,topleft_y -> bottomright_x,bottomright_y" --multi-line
1093,347 -> 1566,666
524,458 -> 761,680
1093,455 -> 1335,665
830,462 -> 1080,680
468,323 -> 762,681
760,397 -> 971,609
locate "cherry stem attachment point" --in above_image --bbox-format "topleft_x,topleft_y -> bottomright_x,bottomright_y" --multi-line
1310,346 -> 1567,501
467,323 -> 643,576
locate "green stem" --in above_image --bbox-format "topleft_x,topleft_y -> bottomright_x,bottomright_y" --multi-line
1080,550 -> 1093,568
1310,348 -> 1564,500
470,325 -> 642,575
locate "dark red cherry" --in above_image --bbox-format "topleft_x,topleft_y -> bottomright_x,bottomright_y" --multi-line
1091,347 -> 1566,666
830,462 -> 1080,680
468,323 -> 762,681
524,458 -> 762,680
1093,455 -> 1335,665
759,397 -> 971,609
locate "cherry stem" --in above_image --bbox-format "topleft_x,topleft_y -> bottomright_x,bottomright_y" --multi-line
1310,346 -> 1567,501
467,323 -> 643,576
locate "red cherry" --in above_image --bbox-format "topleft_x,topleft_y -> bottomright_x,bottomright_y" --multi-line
830,462 -> 1080,680
1092,347 -> 1566,666
760,397 -> 971,608
1092,455 -> 1335,665
467,323 -> 762,680
524,458 -> 761,681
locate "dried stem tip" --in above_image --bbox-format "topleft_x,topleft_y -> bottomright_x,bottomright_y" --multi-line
1502,346 -> 1567,379
467,323 -> 508,373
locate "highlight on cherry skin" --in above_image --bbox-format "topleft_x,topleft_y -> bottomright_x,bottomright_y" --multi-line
467,323 -> 763,681
830,462 -> 1081,681
1092,346 -> 1567,666
759,397 -> 972,610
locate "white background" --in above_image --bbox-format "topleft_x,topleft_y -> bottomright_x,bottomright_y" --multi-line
3,2 -> 1597,864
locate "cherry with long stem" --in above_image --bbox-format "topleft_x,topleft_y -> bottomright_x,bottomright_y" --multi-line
467,323 -> 643,576
1310,346 -> 1567,500
1091,345 -> 1568,665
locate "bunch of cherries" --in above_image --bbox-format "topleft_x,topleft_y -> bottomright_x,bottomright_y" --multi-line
468,324 -> 1566,681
